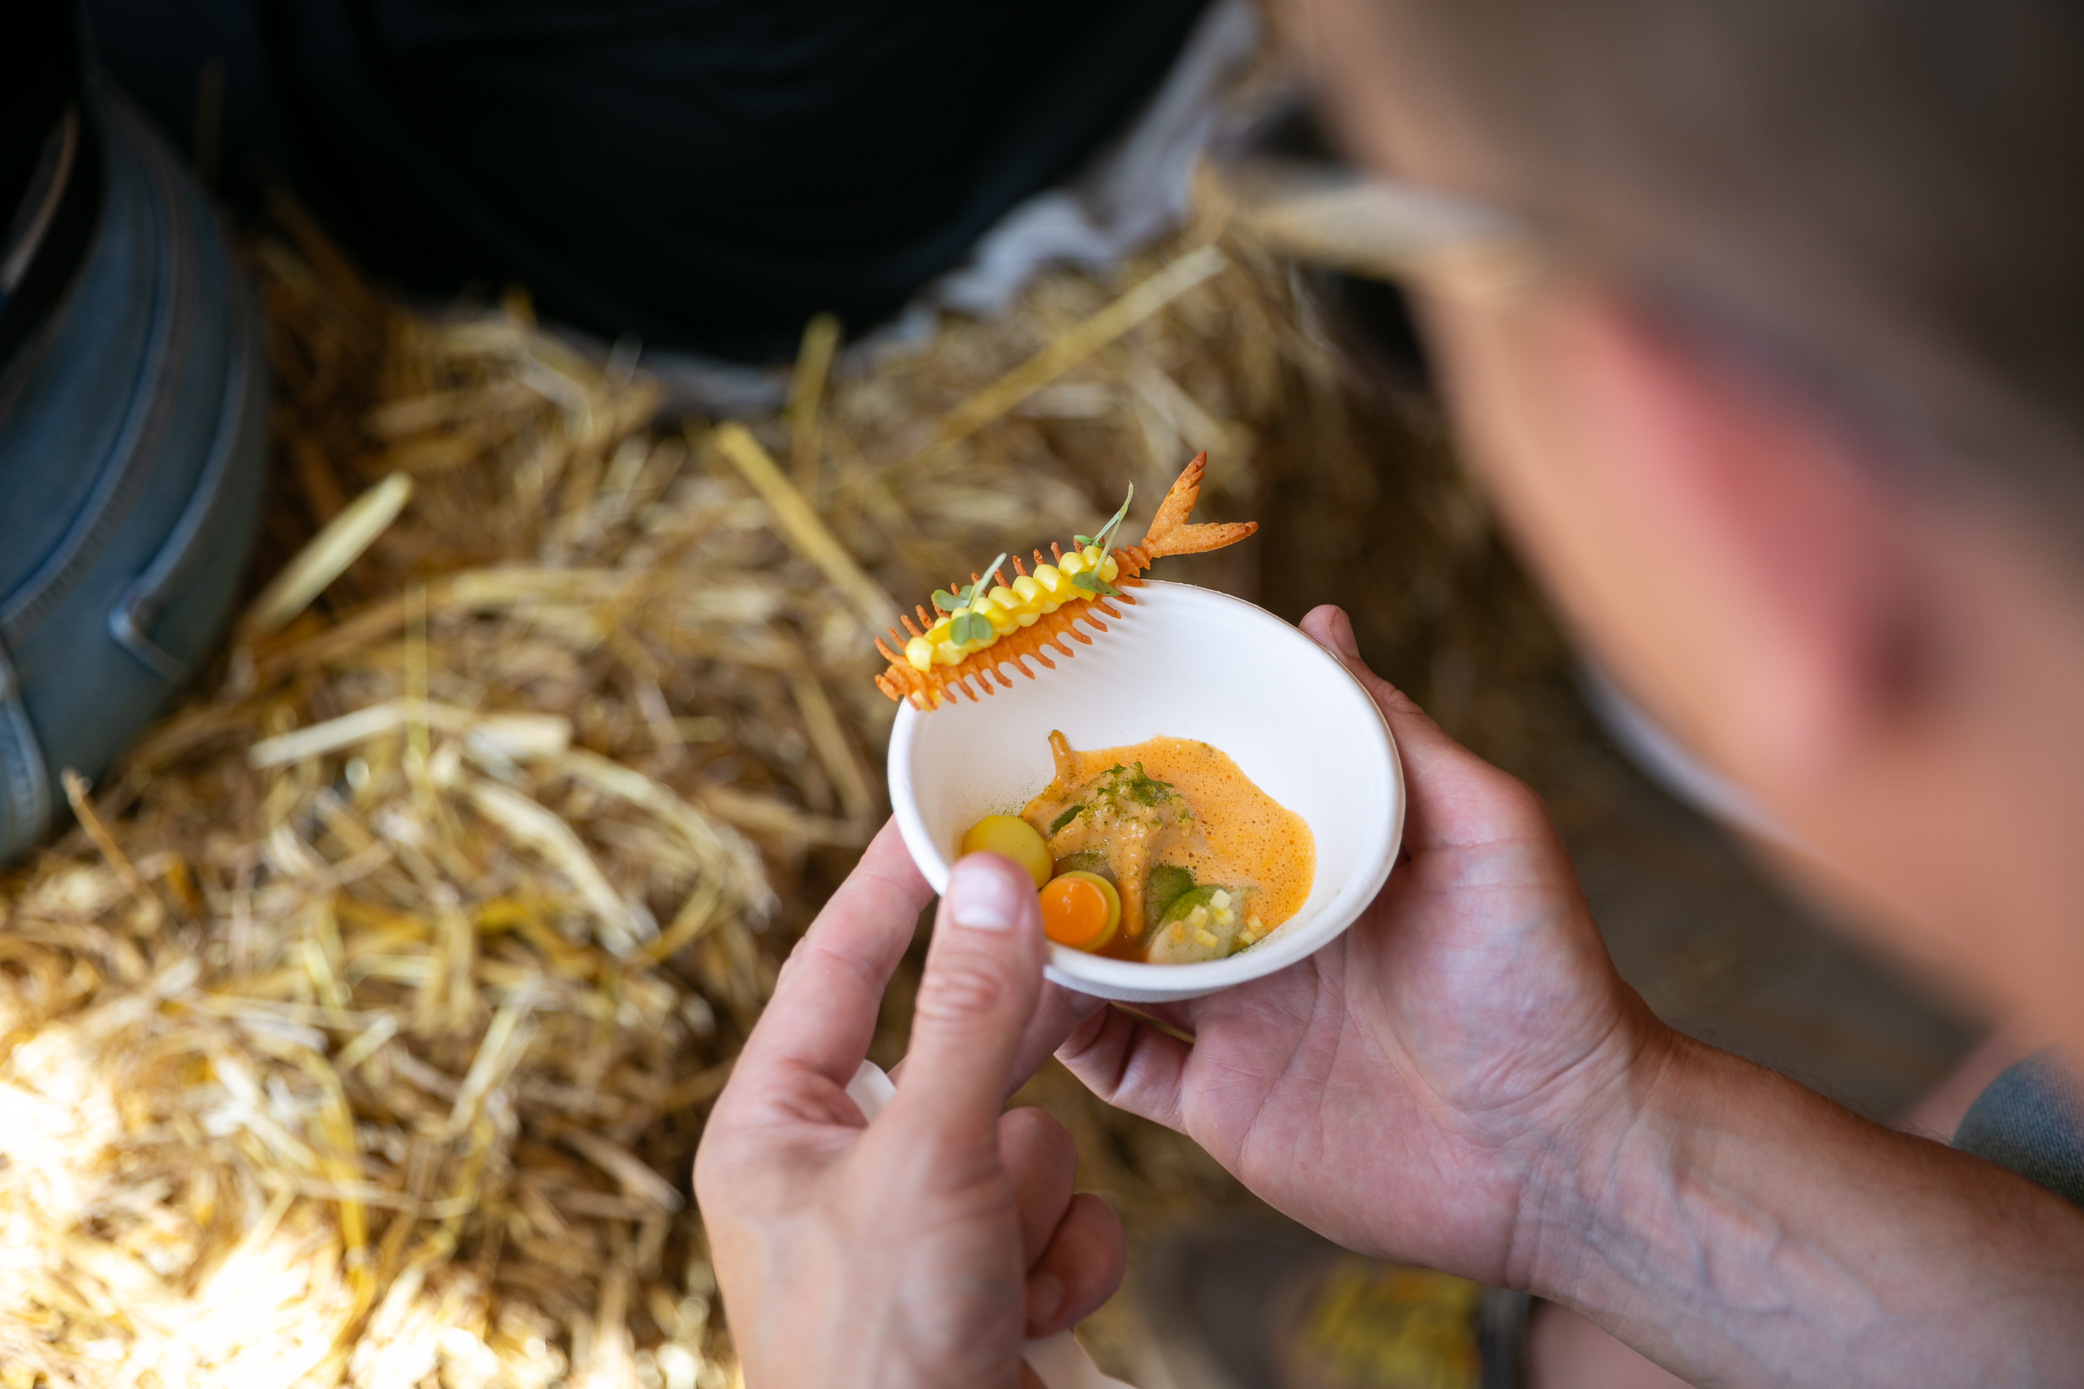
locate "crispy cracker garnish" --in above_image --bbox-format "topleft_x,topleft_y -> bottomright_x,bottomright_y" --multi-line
874,453 -> 1257,709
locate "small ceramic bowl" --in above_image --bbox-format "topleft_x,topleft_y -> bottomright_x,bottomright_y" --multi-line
887,581 -> 1404,1003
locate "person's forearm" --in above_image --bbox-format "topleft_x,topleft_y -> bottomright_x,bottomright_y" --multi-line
1514,1029 -> 2084,1388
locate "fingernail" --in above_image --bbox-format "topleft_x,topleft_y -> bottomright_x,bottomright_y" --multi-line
948,856 -> 1026,931
1323,606 -> 1361,659
1026,1271 -> 1065,1329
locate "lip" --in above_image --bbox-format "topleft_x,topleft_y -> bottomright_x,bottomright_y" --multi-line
887,581 -> 1404,1003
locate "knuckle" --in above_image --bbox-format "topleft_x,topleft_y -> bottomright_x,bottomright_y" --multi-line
1052,1011 -> 1112,1077
1002,1104 -> 1075,1164
1489,771 -> 1547,822
1062,1192 -> 1126,1258
1378,679 -> 1430,721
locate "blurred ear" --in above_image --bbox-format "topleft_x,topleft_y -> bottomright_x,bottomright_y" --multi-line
1551,296 -> 1922,792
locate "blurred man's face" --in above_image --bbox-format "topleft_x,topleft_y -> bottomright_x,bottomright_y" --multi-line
1292,0 -> 2084,1041
1289,0 -> 1866,823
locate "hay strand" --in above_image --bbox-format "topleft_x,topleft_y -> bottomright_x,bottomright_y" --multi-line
0,179 -> 1344,1385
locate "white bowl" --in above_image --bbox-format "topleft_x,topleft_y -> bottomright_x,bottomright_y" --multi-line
887,581 -> 1404,1003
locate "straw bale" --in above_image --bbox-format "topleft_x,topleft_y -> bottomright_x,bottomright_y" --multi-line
0,153 -> 1555,1383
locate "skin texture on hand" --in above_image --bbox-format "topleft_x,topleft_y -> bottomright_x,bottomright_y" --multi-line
1060,605 -> 2084,1387
694,834 -> 1124,1389
695,602 -> 2084,1388
1057,604 -> 1669,1286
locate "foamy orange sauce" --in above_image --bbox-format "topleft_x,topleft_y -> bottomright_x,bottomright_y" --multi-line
1021,735 -> 1314,961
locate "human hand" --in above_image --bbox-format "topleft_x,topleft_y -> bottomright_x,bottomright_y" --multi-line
694,824 -> 1125,1389
1055,605 -> 1672,1287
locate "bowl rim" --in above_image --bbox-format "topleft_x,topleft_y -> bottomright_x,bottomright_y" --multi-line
886,582 -> 1405,994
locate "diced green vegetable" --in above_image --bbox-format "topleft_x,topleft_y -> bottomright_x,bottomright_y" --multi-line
1054,849 -> 1110,878
1145,864 -> 1195,923
1158,883 -> 1229,928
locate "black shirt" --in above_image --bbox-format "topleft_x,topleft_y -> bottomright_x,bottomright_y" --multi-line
0,4 -> 80,228
85,0 -> 1210,361
0,3 -> 92,371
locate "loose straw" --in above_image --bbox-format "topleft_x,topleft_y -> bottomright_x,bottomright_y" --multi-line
464,779 -> 656,956
712,422 -> 900,633
922,245 -> 1227,461
788,673 -> 875,821
785,313 -> 842,497
241,471 -> 414,638
246,698 -> 572,769
61,768 -> 169,927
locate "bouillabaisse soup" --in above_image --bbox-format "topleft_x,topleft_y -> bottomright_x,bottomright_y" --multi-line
1018,731 -> 1314,963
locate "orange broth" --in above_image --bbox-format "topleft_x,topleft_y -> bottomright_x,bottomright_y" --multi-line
1019,734 -> 1314,962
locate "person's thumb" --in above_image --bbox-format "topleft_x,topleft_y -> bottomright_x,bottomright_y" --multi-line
887,851 -> 1046,1155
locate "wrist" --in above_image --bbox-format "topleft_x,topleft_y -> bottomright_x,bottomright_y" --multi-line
1503,993 -> 1694,1301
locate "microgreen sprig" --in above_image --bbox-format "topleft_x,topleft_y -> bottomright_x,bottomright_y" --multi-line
1095,483 -> 1134,549
1073,484 -> 1135,552
975,552 -> 1008,597
935,553 -> 1008,645
933,554 -> 1011,614
1069,570 -> 1121,598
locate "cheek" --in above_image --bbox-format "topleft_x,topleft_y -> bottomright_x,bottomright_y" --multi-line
1425,298 -> 1709,706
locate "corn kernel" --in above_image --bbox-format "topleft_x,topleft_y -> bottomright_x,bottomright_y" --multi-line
934,641 -> 964,664
1016,610 -> 1040,627
1211,889 -> 1231,909
1081,544 -> 1103,566
905,636 -> 934,671
985,605 -> 1018,635
989,585 -> 1017,609
1012,575 -> 1042,606
1060,551 -> 1088,577
1099,555 -> 1120,582
1034,564 -> 1065,594
1195,929 -> 1219,948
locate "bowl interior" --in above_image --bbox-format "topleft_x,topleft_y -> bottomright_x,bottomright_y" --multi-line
888,582 -> 1402,1002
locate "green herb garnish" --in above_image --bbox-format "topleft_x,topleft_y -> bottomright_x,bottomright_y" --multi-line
933,554 -> 1010,640
1069,484 -> 1135,555
1093,484 -> 1134,550
1049,804 -> 1084,835
1121,762 -> 1175,806
1092,762 -> 1174,809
